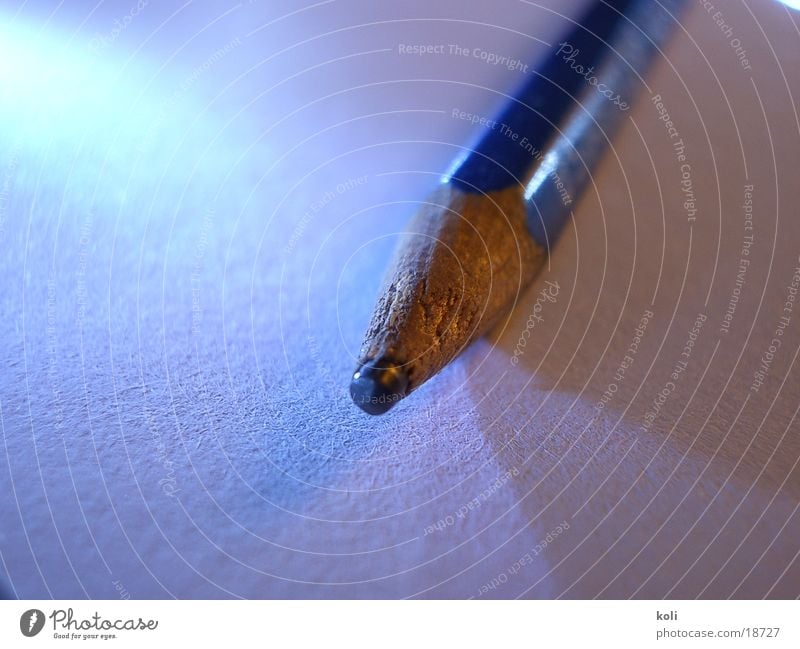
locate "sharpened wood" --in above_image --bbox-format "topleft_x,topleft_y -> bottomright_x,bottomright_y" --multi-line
357,184 -> 546,394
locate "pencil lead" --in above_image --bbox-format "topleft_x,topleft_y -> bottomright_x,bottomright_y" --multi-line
350,358 -> 409,415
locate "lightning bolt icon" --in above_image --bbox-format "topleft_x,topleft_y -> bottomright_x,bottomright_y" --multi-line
28,611 -> 37,632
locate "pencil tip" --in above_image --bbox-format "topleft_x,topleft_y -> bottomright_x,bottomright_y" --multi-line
350,358 -> 409,415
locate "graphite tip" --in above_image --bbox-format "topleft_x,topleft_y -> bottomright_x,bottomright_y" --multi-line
350,358 -> 409,415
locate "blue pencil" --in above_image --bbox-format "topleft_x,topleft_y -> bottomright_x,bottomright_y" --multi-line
351,0 -> 688,414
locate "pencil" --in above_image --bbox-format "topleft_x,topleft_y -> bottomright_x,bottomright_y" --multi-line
350,0 -> 687,414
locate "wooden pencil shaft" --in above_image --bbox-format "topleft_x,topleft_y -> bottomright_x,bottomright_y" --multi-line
350,0 -> 688,414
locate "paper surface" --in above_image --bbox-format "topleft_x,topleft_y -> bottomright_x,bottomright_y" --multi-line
1,0 -> 799,598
